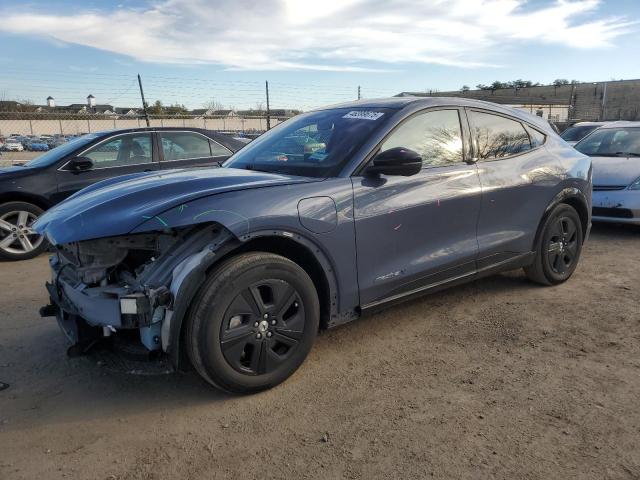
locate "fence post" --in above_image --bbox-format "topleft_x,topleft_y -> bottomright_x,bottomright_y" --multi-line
87,118 -> 91,133
29,119 -> 33,135
59,119 -> 63,135
265,80 -> 271,130
137,74 -> 151,127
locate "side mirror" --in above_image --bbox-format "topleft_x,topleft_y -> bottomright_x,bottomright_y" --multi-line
67,156 -> 93,173
366,147 -> 422,177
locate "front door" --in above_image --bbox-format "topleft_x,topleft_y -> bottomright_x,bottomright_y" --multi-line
352,108 -> 482,306
55,132 -> 158,202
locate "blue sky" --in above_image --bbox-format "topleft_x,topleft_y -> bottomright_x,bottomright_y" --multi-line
0,0 -> 638,110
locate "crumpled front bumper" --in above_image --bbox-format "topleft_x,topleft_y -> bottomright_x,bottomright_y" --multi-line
44,255 -> 168,351
592,189 -> 640,225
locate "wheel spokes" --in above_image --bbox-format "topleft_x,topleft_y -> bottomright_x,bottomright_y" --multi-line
17,211 -> 29,228
220,278 -> 306,376
0,219 -> 14,233
0,235 -> 16,249
548,241 -> 562,254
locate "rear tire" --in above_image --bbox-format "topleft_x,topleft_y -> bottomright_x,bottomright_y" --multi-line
185,252 -> 320,394
525,203 -> 583,285
0,201 -> 48,261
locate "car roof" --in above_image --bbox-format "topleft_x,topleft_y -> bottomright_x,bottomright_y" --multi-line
569,121 -> 609,127
315,96 -> 553,132
90,126 -> 245,152
595,121 -> 640,129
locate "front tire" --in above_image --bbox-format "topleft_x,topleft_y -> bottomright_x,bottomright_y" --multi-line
186,252 -> 320,394
525,203 -> 583,285
0,201 -> 48,261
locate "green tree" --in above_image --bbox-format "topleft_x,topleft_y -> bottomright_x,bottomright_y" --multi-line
148,100 -> 164,115
165,103 -> 189,115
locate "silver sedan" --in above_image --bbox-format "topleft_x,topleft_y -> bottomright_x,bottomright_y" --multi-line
575,121 -> 640,225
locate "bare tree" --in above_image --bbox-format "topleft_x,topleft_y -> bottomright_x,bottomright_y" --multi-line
203,98 -> 225,111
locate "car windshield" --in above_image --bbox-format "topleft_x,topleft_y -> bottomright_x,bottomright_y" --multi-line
561,125 -> 599,142
24,134 -> 100,167
575,127 -> 640,157
223,107 -> 395,177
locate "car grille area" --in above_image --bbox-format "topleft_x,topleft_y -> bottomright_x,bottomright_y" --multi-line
592,207 -> 634,218
593,185 -> 627,191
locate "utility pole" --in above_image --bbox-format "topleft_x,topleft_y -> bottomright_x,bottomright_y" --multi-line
357,85 -> 361,100
601,82 -> 608,121
137,74 -> 150,127
265,80 -> 271,131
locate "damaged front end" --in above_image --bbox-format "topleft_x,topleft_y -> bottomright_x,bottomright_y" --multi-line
41,224 -> 235,361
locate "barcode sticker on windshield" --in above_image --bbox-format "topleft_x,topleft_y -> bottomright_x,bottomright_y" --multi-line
342,111 -> 385,121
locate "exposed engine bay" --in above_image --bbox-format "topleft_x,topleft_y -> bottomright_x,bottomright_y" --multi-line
42,224 -> 234,358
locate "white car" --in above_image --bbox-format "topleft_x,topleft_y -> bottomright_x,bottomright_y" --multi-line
4,141 -> 24,152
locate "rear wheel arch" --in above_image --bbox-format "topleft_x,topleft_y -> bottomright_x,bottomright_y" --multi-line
532,188 -> 589,252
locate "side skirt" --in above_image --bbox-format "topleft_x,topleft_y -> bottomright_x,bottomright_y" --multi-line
358,251 -> 535,315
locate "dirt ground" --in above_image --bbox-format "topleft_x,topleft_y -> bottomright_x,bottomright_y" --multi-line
0,224 -> 638,480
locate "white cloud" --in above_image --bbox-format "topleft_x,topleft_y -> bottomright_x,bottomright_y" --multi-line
0,0 -> 634,71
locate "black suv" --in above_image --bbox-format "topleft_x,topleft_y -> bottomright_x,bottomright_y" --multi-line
0,127 -> 243,260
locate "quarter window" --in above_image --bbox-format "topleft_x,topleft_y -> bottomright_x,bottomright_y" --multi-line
160,132 -> 230,161
528,127 -> 546,148
82,133 -> 152,168
469,111 -> 532,159
380,109 -> 464,168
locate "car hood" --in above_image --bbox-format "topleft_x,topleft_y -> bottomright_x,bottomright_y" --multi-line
35,167 -> 316,245
591,156 -> 640,187
0,165 -> 38,179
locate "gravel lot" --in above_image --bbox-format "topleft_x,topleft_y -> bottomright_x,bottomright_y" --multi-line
0,224 -> 638,480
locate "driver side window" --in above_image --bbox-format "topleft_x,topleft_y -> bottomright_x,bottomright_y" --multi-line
380,109 -> 464,168
82,133 -> 153,168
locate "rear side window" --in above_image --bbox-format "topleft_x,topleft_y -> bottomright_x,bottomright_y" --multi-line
380,109 -> 464,168
469,111 -> 531,160
160,132 -> 231,161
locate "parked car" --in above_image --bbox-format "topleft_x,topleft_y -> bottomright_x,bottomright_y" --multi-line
560,121 -> 610,146
574,121 -> 640,224
27,140 -> 50,152
3,141 -> 24,152
0,127 -> 244,260
34,97 -> 592,393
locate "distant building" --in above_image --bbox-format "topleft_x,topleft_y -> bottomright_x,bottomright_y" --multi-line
396,78 -> 640,123
46,96 -> 55,108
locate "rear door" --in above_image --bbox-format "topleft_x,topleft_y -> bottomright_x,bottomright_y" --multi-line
55,132 -> 158,202
351,108 -> 482,306
467,109 -> 554,267
157,130 -> 233,169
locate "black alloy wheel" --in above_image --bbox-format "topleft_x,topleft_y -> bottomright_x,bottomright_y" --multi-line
525,203 -> 583,285
186,252 -> 319,394
220,279 -> 306,375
